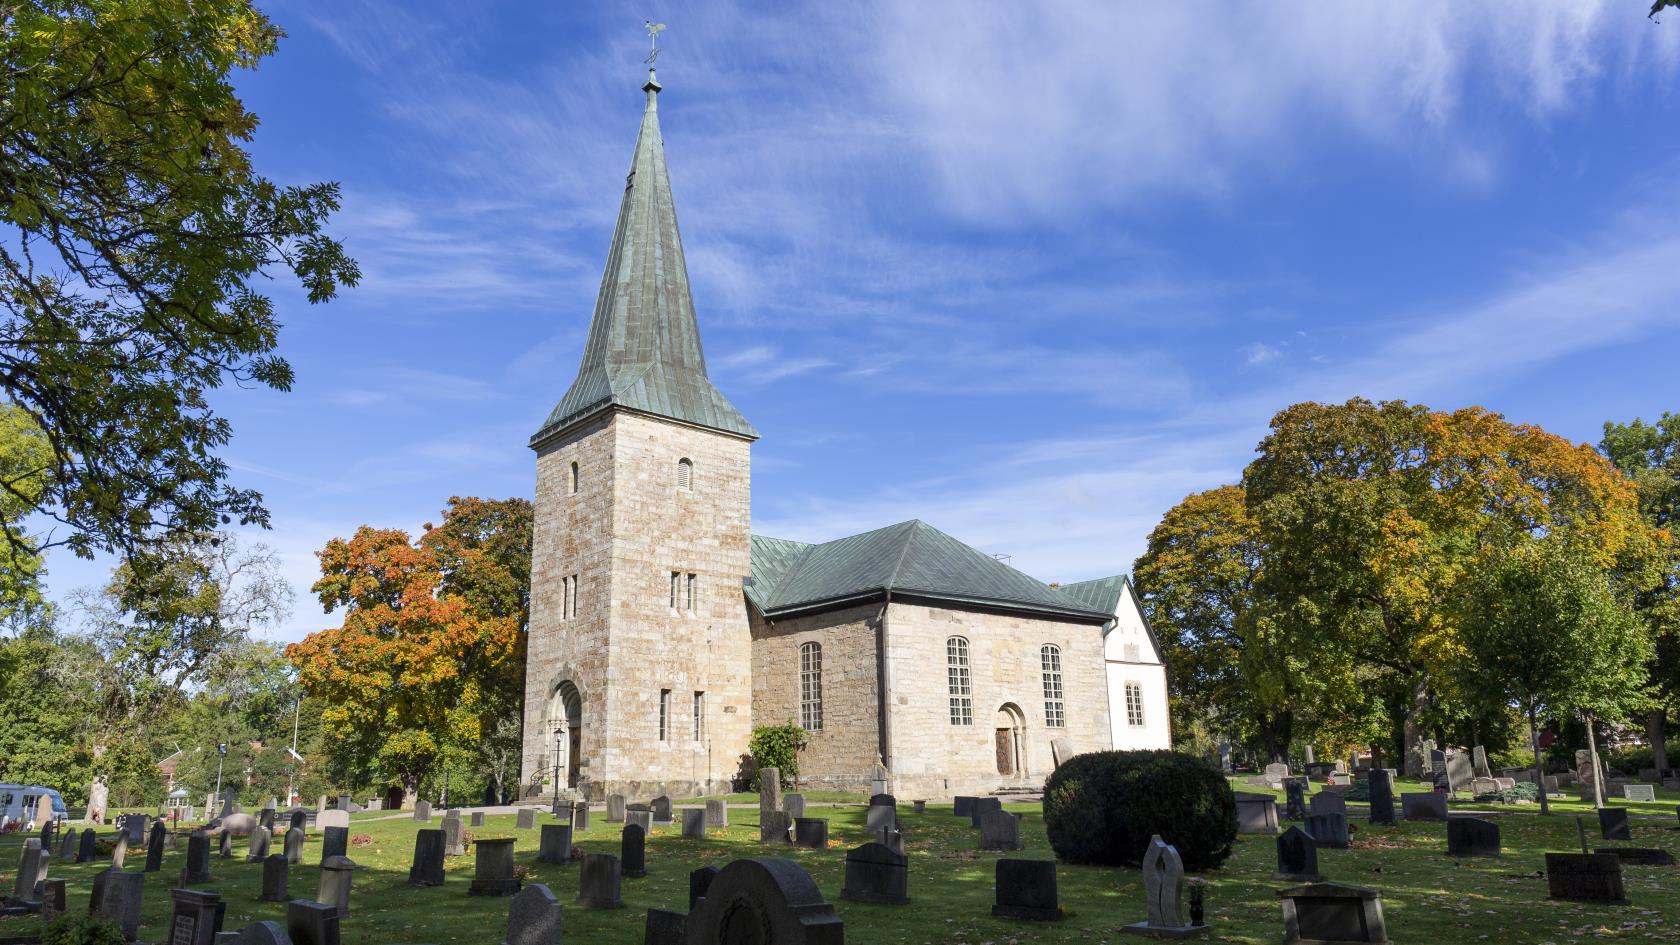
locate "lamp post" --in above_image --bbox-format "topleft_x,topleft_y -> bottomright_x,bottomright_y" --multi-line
551,724 -> 565,817
212,742 -> 228,817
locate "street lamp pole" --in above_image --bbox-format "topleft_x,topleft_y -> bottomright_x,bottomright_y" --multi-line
551,725 -> 564,817
212,742 -> 228,817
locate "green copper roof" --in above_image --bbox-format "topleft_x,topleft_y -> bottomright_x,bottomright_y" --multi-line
1057,574 -> 1129,616
746,521 -> 1112,622
533,70 -> 757,445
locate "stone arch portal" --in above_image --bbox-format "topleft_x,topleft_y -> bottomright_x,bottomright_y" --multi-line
995,703 -> 1027,779
547,681 -> 584,790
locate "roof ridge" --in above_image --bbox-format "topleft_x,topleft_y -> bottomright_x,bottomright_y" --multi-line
883,520 -> 921,593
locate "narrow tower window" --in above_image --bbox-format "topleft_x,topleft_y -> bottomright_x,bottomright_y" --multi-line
693,691 -> 705,741
947,636 -> 972,726
1041,644 -> 1065,728
677,457 -> 693,490
799,642 -> 823,732
569,461 -> 579,495
659,689 -> 672,741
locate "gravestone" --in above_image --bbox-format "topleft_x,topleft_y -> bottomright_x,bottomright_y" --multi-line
258,809 -> 275,832
576,853 -> 623,909
681,808 -> 705,839
759,769 -> 783,824
1122,835 -> 1204,939
873,824 -> 905,855
626,807 -> 654,835
991,859 -> 1059,921
218,830 -> 235,859
1445,752 -> 1474,794
316,855 -> 356,916
1623,783 -> 1656,802
869,793 -> 896,808
168,889 -> 228,945
1470,777 -> 1500,796
840,842 -> 908,905
409,829 -> 446,886
1430,748 -> 1447,781
1275,827 -> 1321,883
146,821 -> 167,872
470,838 -> 521,896
953,796 -> 977,818
969,796 -> 1003,828
118,813 -> 146,846
1368,769 -> 1396,826
1545,852 -> 1627,904
760,810 -> 792,844
1304,812 -> 1348,849
284,827 -> 304,865
866,804 -> 897,834
538,824 -> 573,864
1471,745 -> 1491,779
793,817 -> 828,849
181,831 -> 212,884
571,801 -> 589,832
689,866 -> 719,909
783,793 -> 806,820
606,794 -> 626,823
686,858 -> 844,943
1592,847 -> 1678,867
110,833 -> 130,869
443,812 -> 465,856
230,921 -> 288,945
471,811 -> 485,827
1234,792 -> 1281,834
1277,882 -> 1388,945
1284,780 -> 1308,821
260,854 -> 289,901
39,879 -> 66,923
1400,792 -> 1447,821
705,799 -> 727,829
979,808 -> 1022,851
650,795 -> 672,824
10,839 -> 47,906
58,827 -> 76,860
912,800 -> 926,814
94,874 -> 143,934
621,823 -> 647,878
516,808 -> 536,830
413,800 -> 431,822
286,899 -> 339,945
320,825 -> 348,862
1446,818 -> 1500,857
1598,807 -> 1631,841
643,908 -> 685,945
316,809 -> 349,831
1264,762 -> 1291,787
506,883 -> 563,945
77,827 -> 97,863
1309,792 -> 1347,818
246,827 -> 271,862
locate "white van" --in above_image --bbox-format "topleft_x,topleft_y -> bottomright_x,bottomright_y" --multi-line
0,784 -> 68,827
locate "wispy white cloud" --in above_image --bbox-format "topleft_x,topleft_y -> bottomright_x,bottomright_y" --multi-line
1242,342 -> 1283,366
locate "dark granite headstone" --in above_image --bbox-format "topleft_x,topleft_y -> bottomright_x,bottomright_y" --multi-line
286,899 -> 339,945
320,825 -> 348,863
571,802 -> 589,832
686,858 -> 843,943
1598,807 -> 1631,841
504,883 -> 563,945
1446,817 -> 1500,857
1303,812 -> 1348,849
979,808 -> 1022,851
681,808 -> 705,839
95,868 -> 145,941
1545,852 -> 1627,904
642,908 -> 685,945
912,800 -> 926,814
57,827 -> 76,860
869,794 -> 896,808
688,866 -> 719,910
516,808 -> 536,830
621,823 -> 647,878
576,853 -> 623,909
1367,769 -> 1396,826
1277,882 -> 1388,945
953,796 -> 977,818
1235,792 -> 1281,834
991,859 -> 1059,921
470,838 -> 521,896
793,817 -> 828,849
1400,792 -> 1446,821
538,823 -> 573,864
289,810 -> 307,833
1309,792 -> 1347,818
169,888 -> 228,945
759,810 -> 791,844
246,827 -> 271,863
650,795 -> 672,824
181,831 -> 212,884
866,804 -> 897,834
409,829 -> 446,886
260,854 -> 290,902
77,828 -> 98,863
229,920 -> 289,945
1275,826 -> 1321,883
1284,779 -> 1308,821
1445,753 -> 1474,794
969,796 -> 1003,828
145,821 -> 167,872
840,842 -> 909,905
38,879 -> 66,923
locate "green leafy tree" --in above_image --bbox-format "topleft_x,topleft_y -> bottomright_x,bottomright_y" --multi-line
746,723 -> 808,790
0,0 -> 358,566
1460,538 -> 1653,813
0,405 -> 50,614
0,625 -> 94,794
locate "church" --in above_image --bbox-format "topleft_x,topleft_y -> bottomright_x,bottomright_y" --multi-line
518,66 -> 1170,803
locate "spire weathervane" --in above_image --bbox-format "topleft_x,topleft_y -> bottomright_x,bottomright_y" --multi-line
644,20 -> 666,66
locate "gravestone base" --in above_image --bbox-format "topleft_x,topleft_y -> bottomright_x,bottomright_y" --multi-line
1120,921 -> 1209,940
1592,847 -> 1678,867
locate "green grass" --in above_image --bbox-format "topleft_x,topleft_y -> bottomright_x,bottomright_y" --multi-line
4,800 -> 1678,944
1228,774 -> 1680,818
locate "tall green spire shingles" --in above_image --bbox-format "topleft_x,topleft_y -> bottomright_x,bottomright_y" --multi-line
532,69 -> 757,446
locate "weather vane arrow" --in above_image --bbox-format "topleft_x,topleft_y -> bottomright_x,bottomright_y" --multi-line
644,20 -> 666,66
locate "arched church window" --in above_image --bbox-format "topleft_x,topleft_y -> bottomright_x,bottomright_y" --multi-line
569,461 -> 579,495
1125,682 -> 1146,727
799,642 -> 823,731
1041,644 -> 1064,728
947,636 -> 972,726
677,457 -> 693,490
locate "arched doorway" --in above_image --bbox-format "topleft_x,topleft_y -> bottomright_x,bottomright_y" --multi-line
548,681 -> 584,790
995,703 -> 1027,778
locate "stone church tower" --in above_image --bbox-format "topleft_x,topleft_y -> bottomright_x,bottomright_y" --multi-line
520,67 -> 757,801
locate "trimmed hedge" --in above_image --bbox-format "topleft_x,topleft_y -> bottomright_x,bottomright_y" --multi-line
1042,749 -> 1237,871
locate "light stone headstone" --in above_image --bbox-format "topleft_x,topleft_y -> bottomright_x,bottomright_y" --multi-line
443,812 -> 465,856
978,808 -> 1021,851
316,855 -> 356,916
516,808 -> 536,830
605,794 -> 626,823
783,793 -> 806,820
1263,762 -> 1290,786
316,809 -> 349,831
505,883 -> 563,945
111,832 -> 130,869
246,827 -> 271,862
705,799 -> 727,829
413,800 -> 431,822
1623,783 -> 1656,802
1124,834 -> 1201,938
283,827 -> 304,865
758,769 -> 782,825
469,838 -> 520,896
682,808 -> 706,839
471,811 -> 485,827
1471,745 -> 1491,779
10,839 -> 47,904
625,807 -> 653,835
537,823 -> 573,865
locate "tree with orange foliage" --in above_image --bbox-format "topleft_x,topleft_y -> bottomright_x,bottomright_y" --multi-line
285,497 -> 531,799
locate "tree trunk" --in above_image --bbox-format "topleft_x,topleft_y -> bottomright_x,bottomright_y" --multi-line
1648,710 -> 1669,775
1402,678 -> 1429,779
1529,703 -> 1549,816
1584,712 -> 1604,810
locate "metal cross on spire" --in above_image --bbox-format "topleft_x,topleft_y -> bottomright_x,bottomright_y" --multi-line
644,20 -> 666,66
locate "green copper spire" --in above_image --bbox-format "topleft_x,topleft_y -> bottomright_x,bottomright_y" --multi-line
532,66 -> 757,445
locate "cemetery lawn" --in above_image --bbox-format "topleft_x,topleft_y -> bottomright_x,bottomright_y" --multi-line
3,802 -> 1677,945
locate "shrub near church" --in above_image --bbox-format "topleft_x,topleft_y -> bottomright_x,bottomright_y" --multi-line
1042,750 -> 1237,870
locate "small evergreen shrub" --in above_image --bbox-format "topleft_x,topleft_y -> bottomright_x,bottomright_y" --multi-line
1042,750 -> 1237,871
42,915 -> 126,945
746,723 -> 808,790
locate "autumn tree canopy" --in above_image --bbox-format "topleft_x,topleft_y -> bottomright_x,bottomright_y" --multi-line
286,497 -> 532,796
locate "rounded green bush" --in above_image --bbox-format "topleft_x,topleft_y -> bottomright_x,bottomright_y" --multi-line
1042,749 -> 1237,870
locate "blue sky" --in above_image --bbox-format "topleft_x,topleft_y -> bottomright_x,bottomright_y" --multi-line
41,1 -> 1680,641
